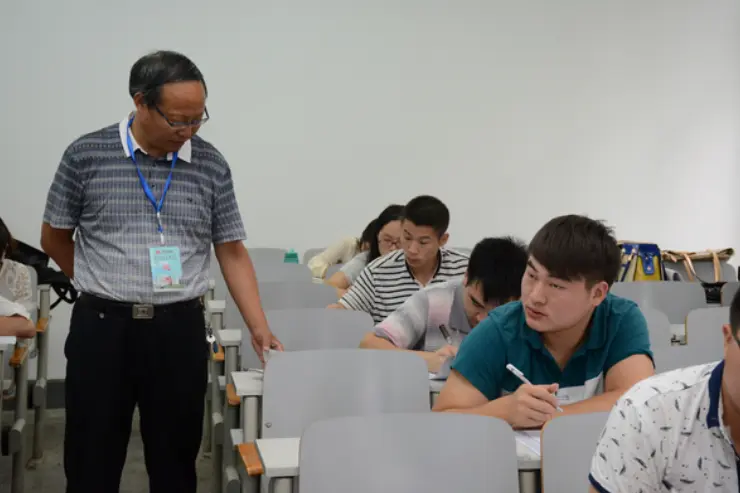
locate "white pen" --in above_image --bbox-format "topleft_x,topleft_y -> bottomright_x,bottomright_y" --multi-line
506,363 -> 564,412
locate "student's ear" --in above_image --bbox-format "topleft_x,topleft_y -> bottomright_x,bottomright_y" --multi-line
589,280 -> 609,306
439,232 -> 449,248
723,324 -> 734,351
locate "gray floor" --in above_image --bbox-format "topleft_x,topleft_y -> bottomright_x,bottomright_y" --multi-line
1,408 -> 213,493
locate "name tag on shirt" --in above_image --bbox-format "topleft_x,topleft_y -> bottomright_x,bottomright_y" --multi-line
149,246 -> 186,292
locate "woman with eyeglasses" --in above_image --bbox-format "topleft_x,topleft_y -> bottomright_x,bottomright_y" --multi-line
325,204 -> 404,296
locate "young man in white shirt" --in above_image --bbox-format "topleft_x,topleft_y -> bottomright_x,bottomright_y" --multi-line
589,288 -> 740,492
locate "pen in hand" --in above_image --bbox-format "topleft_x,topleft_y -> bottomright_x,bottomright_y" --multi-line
438,324 -> 453,346
506,363 -> 564,412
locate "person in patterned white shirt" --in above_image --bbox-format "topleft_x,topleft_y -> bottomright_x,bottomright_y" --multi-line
0,218 -> 32,302
589,288 -> 740,492
360,237 -> 527,372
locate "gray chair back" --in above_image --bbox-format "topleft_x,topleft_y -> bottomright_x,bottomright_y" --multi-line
253,262 -> 312,283
653,346 -> 721,374
684,306 -> 728,361
302,248 -> 326,264
259,281 -> 338,311
299,413 -> 519,493
664,260 -> 736,283
610,282 -> 707,324
722,282 -> 740,307
541,412 -> 610,492
261,349 -> 430,438
239,308 -> 374,369
247,247 -> 289,264
224,282 -> 338,327
641,307 -> 671,350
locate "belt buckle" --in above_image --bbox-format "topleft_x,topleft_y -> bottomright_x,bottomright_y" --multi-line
132,304 -> 154,320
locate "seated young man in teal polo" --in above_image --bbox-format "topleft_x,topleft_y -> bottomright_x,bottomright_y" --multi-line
433,215 -> 655,429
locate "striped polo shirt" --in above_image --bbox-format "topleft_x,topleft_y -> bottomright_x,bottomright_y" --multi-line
375,280 -> 472,351
590,361 -> 736,492
339,249 -> 468,323
451,294 -> 652,403
42,117 -> 246,304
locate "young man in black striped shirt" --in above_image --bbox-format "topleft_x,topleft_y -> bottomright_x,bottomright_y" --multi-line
331,195 -> 468,323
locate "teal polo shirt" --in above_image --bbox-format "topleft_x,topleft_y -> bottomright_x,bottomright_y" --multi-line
451,293 -> 652,404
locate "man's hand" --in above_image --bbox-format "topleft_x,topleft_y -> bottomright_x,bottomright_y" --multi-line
251,327 -> 284,363
504,383 -> 560,429
425,345 -> 458,373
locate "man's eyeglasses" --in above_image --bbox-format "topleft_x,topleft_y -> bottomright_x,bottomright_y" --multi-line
155,106 -> 210,128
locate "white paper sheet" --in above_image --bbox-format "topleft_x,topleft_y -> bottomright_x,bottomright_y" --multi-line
515,430 -> 541,458
428,357 -> 452,381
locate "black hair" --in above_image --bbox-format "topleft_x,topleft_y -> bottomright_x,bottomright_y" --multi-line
401,195 -> 450,236
731,288 -> 740,338
367,204 -> 404,262
129,51 -> 207,107
359,219 -> 378,249
467,237 -> 528,305
528,214 -> 621,287
0,218 -> 15,258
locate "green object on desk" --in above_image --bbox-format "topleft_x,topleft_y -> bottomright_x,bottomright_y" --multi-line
283,249 -> 299,263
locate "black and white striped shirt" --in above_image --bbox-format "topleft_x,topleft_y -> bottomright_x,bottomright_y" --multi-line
339,249 -> 469,323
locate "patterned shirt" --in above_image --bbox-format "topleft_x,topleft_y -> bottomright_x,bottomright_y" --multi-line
589,361 -> 738,492
339,249 -> 468,323
0,295 -> 30,320
0,259 -> 32,302
43,117 -> 246,304
374,280 -> 471,351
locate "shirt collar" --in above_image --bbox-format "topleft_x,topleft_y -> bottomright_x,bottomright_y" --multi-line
706,360 -> 725,429
404,249 -> 443,280
118,116 -> 192,163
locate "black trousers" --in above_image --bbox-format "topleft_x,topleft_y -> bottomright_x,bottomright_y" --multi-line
64,294 -> 208,493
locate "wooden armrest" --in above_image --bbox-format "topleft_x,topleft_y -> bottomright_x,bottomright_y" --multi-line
226,383 -> 240,407
212,345 -> 224,362
36,317 -> 50,333
238,442 -> 264,476
9,346 -> 29,367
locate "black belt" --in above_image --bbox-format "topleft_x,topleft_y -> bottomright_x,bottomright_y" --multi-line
78,293 -> 202,320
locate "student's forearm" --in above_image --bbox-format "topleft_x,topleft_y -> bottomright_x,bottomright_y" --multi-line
0,317 -> 35,338
559,390 -> 623,415
360,334 -> 437,364
434,395 -> 512,421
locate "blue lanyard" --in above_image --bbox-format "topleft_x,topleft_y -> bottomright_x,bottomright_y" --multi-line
126,117 -> 178,244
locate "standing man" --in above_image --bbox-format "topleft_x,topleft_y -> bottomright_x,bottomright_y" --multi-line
41,50 -> 281,493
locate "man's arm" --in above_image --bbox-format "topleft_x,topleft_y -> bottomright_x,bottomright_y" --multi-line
41,147 -> 83,279
40,224 -> 75,279
559,353 -> 654,415
433,370 -> 511,416
214,242 -> 281,350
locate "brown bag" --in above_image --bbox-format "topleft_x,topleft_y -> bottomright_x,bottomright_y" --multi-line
662,249 -> 734,282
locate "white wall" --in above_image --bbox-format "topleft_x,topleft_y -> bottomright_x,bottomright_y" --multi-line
2,0 -> 739,379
